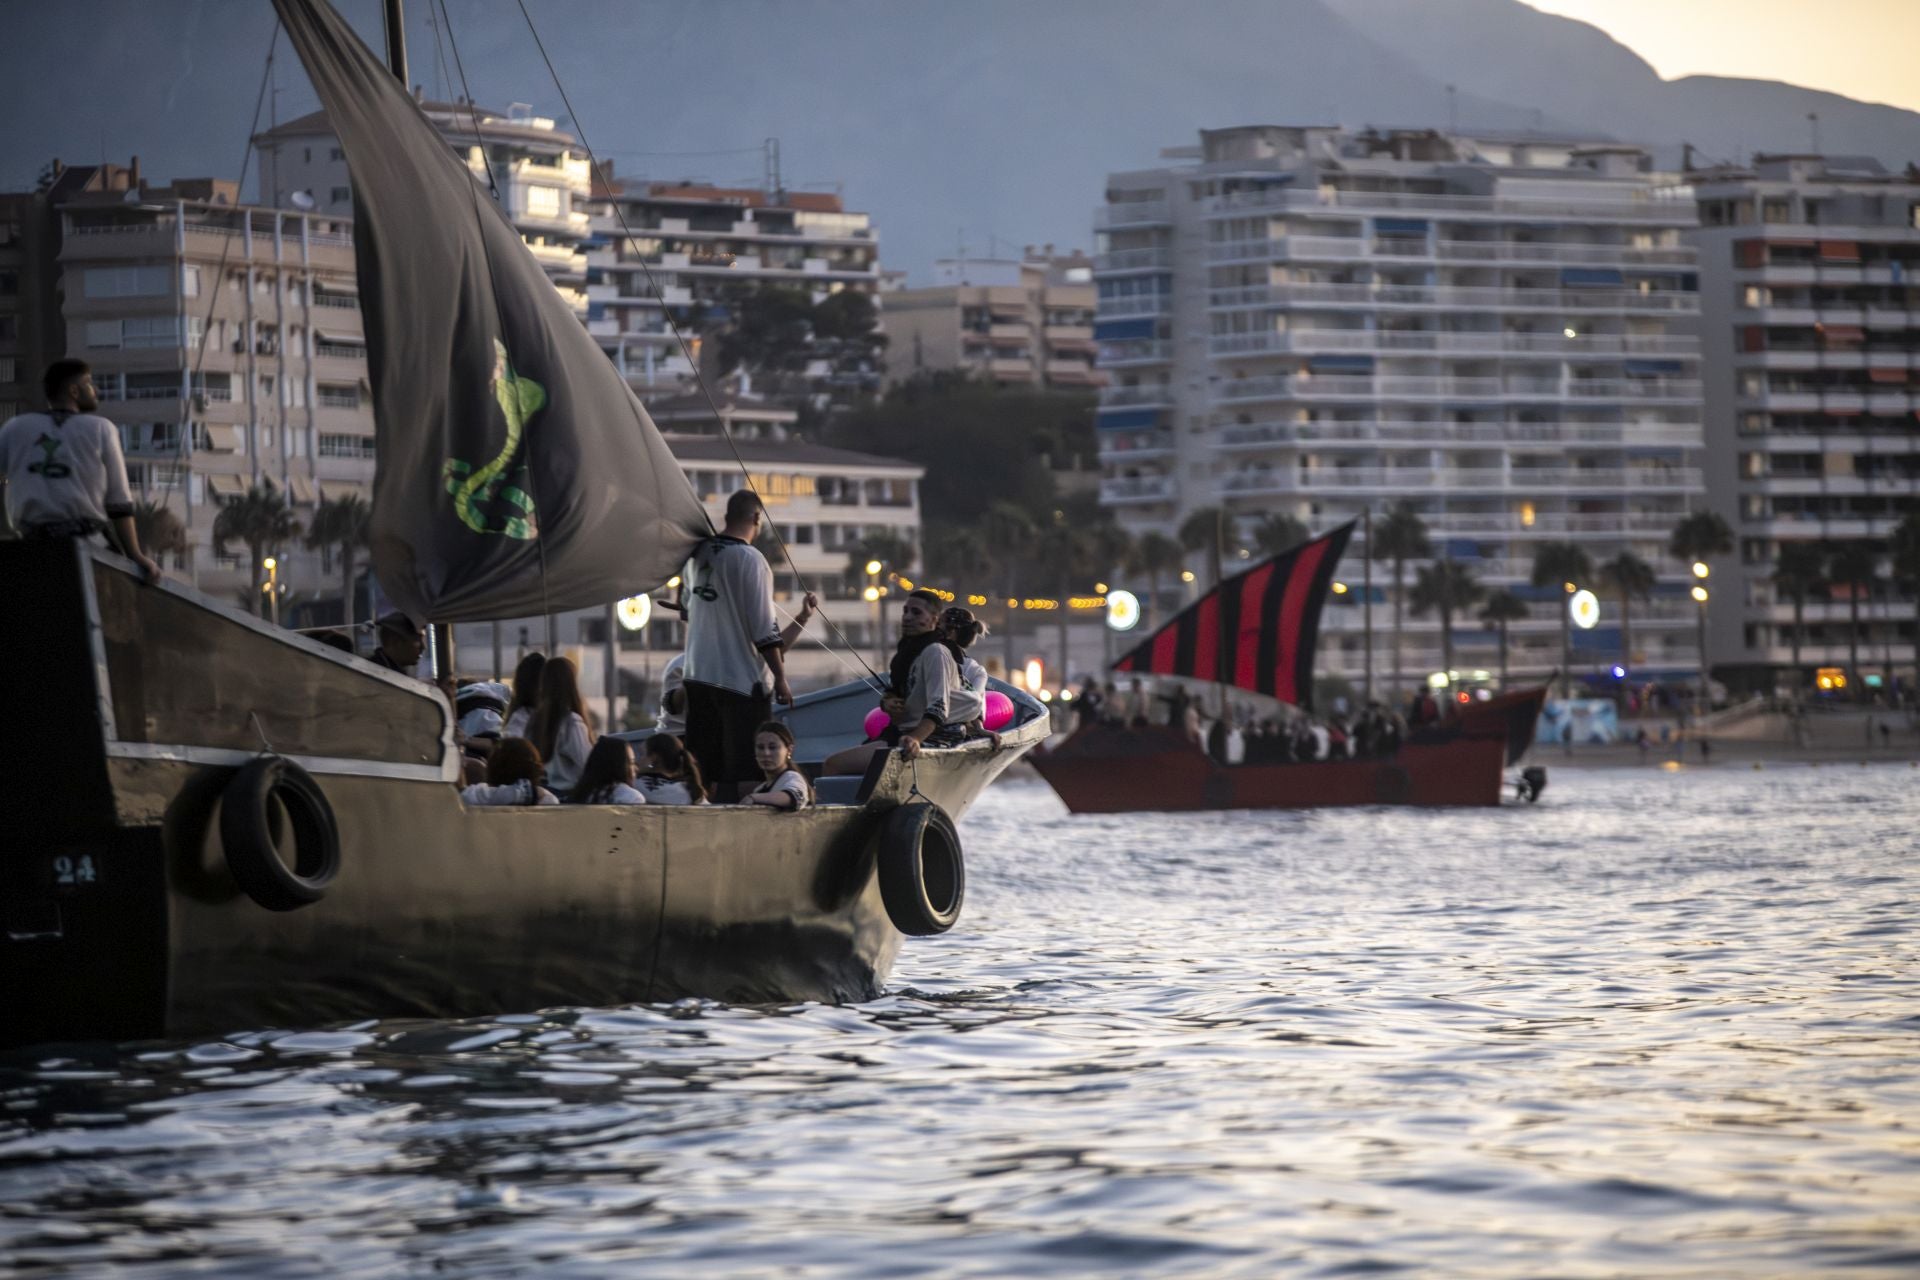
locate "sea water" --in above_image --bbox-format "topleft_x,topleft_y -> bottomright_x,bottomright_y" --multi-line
3,765 -> 1918,1277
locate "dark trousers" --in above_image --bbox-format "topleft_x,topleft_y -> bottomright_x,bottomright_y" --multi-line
684,680 -> 771,802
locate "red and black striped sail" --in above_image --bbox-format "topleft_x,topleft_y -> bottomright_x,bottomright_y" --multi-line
1113,521 -> 1355,708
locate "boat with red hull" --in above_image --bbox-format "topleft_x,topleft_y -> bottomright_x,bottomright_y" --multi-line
1028,522 -> 1548,813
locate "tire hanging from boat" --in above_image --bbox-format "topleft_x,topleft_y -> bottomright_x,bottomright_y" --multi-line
220,756 -> 342,911
875,803 -> 965,936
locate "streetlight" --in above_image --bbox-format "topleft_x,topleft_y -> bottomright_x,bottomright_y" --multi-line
864,560 -> 885,669
1692,577 -> 1711,714
262,556 -> 279,627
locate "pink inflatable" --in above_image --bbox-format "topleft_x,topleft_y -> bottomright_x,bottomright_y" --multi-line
982,690 -> 1015,732
863,706 -> 893,741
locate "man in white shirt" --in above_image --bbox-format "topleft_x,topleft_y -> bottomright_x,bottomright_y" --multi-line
0,360 -> 160,581
682,489 -> 816,800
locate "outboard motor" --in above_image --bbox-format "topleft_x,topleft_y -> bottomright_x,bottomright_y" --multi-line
1514,766 -> 1548,804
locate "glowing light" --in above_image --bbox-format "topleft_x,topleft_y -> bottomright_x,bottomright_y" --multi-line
615,595 -> 652,631
1610,664 -> 1627,679
1569,588 -> 1600,629
1180,570 -> 1196,583
1038,689 -> 1053,703
1563,581 -> 1576,593
1427,671 -> 1451,688
1692,561 -> 1710,579
1690,585 -> 1709,603
262,557 -> 277,570
1059,689 -> 1074,702
1520,501 -> 1536,528
864,559 -> 883,576
1331,581 -> 1349,595
862,585 -> 881,602
667,575 -> 681,589
1006,597 -> 1019,609
897,577 -> 915,590
1106,589 -> 1141,632
1024,658 -> 1044,691
967,594 -> 987,607
1094,582 -> 1108,594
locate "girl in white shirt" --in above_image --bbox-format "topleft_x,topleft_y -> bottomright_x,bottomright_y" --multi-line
528,655 -> 595,796
637,732 -> 708,805
460,737 -> 560,806
502,651 -> 545,740
566,737 -> 648,805
742,721 -> 810,810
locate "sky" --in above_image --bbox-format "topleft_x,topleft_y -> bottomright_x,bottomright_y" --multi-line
1523,0 -> 1920,113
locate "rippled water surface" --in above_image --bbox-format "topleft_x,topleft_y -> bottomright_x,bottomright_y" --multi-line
5,766 -> 1920,1277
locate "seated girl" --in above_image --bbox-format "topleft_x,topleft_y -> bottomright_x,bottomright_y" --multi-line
939,605 -> 1000,748
460,737 -> 559,806
822,591 -> 968,775
741,721 -> 811,810
635,732 -> 708,805
566,737 -> 648,805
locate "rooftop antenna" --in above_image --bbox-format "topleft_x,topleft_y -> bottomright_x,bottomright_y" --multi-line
1807,112 -> 1821,155
763,137 -> 782,201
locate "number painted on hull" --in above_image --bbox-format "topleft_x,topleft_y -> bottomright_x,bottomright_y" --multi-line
50,854 -> 100,889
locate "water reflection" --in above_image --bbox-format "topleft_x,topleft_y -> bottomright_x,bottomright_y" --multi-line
4,767 -> 1919,1276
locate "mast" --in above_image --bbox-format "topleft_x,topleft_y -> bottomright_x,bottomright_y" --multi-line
383,0 -> 408,86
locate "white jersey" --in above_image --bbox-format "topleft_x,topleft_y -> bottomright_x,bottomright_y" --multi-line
683,537 -> 780,696
951,656 -> 989,727
0,411 -> 135,531
542,712 -> 593,795
635,774 -> 699,805
655,653 -> 687,735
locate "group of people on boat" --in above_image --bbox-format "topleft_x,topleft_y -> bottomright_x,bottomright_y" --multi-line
1070,672 -> 1418,766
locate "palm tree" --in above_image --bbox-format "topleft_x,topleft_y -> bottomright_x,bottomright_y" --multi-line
981,501 -> 1037,673
1408,558 -> 1484,680
844,529 -> 917,586
922,527 -> 990,593
1370,501 -> 1431,701
1530,541 -> 1593,699
212,484 -> 301,618
1039,521 -> 1094,685
303,492 -> 371,630
1826,542 -> 1878,701
1133,531 -> 1184,629
1770,541 -> 1825,683
131,499 -> 189,572
1177,505 -> 1228,587
1478,589 -> 1530,691
1669,510 -> 1733,569
1890,509 -> 1920,695
1598,551 -> 1656,675
1250,511 -> 1309,557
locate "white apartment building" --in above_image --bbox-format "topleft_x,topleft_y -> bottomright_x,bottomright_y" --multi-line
1691,155 -> 1920,693
254,98 -> 593,316
1095,125 -> 1709,694
585,178 -> 881,395
882,251 -> 1102,389
56,180 -> 373,606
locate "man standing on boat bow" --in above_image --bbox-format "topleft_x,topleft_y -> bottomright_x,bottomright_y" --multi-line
0,360 -> 161,582
683,489 -> 817,801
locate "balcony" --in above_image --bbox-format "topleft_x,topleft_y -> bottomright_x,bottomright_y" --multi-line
1206,329 -> 1701,360
1096,295 -> 1170,320
1095,247 -> 1172,272
1207,282 -> 1699,314
1205,187 -> 1697,226
1100,474 -> 1176,504
1101,383 -> 1175,407
1097,431 -> 1177,463
1098,339 -> 1174,367
1224,466 -> 1703,495
1095,201 -> 1171,229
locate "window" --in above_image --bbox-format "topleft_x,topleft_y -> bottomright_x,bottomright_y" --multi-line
86,316 -> 201,349
0,270 -> 16,296
181,266 -> 200,298
303,147 -> 312,163
84,265 -> 173,298
0,357 -> 14,384
318,433 -> 376,459
525,185 -> 562,219
0,316 -> 14,342
0,221 -> 18,246
330,147 -> 344,161
330,186 -> 351,205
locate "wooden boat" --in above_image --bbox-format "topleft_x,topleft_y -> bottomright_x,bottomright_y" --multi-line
1029,522 -> 1547,813
0,0 -> 1047,1049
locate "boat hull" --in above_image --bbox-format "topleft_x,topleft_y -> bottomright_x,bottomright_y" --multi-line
1,543 -> 1044,1047
1030,689 -> 1547,813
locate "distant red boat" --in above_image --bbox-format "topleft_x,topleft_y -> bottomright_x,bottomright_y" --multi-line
1030,522 -> 1548,813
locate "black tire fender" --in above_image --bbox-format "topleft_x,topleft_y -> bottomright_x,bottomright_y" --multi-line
219,756 -> 341,912
875,803 -> 965,936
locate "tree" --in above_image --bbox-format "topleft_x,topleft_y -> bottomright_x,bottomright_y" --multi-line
844,529 -> 918,586
1826,541 -> 1878,701
131,499 -> 189,570
1039,520 -> 1096,684
1669,510 -> 1734,567
304,492 -> 371,630
1530,541 -> 1593,699
712,284 -> 815,379
922,526 -> 990,591
1250,511 -> 1309,557
1598,551 -> 1656,676
1478,589 -> 1530,691
1370,501 -> 1431,701
981,501 -> 1037,673
1133,531 -> 1185,630
1770,541 -> 1825,682
1409,558 -> 1483,681
1890,509 -> 1920,696
212,484 -> 301,618
1177,506 -> 1227,587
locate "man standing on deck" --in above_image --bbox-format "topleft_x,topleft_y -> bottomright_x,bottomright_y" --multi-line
0,360 -> 161,581
682,489 -> 817,800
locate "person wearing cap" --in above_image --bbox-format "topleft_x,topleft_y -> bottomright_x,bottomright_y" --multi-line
0,359 -> 161,581
371,611 -> 425,676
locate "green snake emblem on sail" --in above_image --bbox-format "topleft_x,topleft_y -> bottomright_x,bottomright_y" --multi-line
441,338 -> 546,539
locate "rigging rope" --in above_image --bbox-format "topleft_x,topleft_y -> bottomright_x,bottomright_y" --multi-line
509,0 -> 883,686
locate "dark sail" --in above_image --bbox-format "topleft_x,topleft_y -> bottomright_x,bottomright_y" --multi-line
1113,521 -> 1355,708
273,0 -> 710,622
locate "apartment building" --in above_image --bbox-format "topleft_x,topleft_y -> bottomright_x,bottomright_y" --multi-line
585,175 -> 882,398
55,179 -> 373,602
882,250 -> 1102,389
1691,155 -> 1920,693
1095,125 -> 1709,693
253,97 -> 593,315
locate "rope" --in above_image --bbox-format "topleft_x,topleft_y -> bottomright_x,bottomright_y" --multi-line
509,0 -> 881,686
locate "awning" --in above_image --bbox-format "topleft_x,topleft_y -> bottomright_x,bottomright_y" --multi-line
1094,318 -> 1157,342
1308,354 -> 1374,373
1623,359 -> 1685,375
1561,267 -> 1624,287
201,425 -> 242,452
1374,217 -> 1429,235
1096,407 -> 1162,431
1868,366 -> 1910,384
1818,240 -> 1861,263
207,473 -> 246,497
289,474 -> 319,504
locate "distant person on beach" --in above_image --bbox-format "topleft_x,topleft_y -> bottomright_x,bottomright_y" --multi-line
0,359 -> 161,581
681,489 -> 817,800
